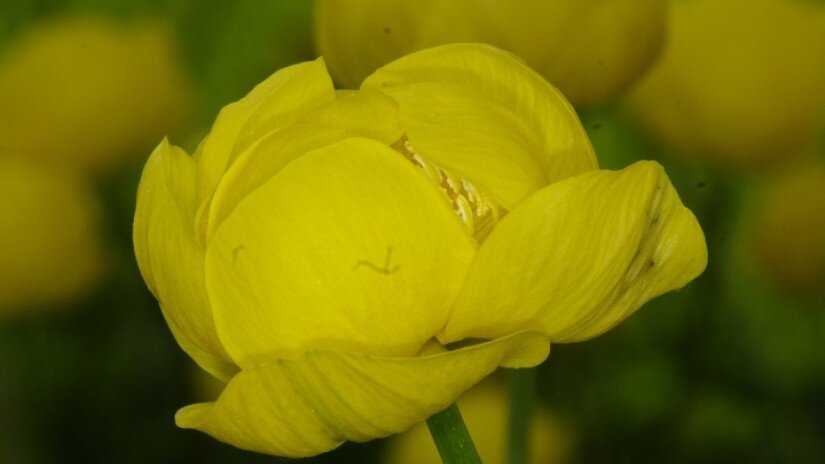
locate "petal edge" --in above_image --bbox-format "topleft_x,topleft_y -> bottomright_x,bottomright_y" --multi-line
175,331 -> 549,458
443,161 -> 707,343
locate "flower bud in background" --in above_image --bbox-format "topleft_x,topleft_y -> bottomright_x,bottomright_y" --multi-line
314,0 -> 666,107
623,0 -> 825,168
748,161 -> 825,295
0,15 -> 192,175
134,43 -> 706,457
383,380 -> 574,464
0,158 -> 106,315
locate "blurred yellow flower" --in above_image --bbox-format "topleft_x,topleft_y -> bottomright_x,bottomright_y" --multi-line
384,380 -> 574,464
314,0 -> 666,106
749,161 -> 825,295
624,0 -> 825,168
0,158 -> 105,314
0,15 -> 192,174
134,44 -> 706,457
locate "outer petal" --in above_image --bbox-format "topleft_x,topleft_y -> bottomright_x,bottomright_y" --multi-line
384,82 -> 546,208
175,331 -> 549,458
205,137 -> 476,367
442,161 -> 707,343
193,58 -> 335,204
362,43 -> 597,183
133,140 -> 237,381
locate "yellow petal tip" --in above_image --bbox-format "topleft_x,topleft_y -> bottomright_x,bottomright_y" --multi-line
495,331 -> 550,368
175,403 -> 212,429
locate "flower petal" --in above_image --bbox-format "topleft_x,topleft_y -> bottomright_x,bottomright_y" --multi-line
175,331 -> 549,458
383,82 -> 546,208
193,58 -> 335,205
133,140 -> 237,381
205,90 -> 404,242
299,88 -> 404,145
442,161 -> 707,343
204,123 -> 351,242
205,137 -> 476,368
362,43 -> 597,183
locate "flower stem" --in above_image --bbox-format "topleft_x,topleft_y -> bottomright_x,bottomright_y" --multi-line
506,368 -> 537,464
426,403 -> 484,464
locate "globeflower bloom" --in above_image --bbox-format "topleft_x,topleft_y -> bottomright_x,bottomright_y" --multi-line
134,44 -> 706,457
314,0 -> 666,106
624,0 -> 825,168
0,15 -> 191,174
0,157 -> 105,313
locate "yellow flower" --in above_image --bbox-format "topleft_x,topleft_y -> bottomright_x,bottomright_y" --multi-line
624,0 -> 825,168
0,15 -> 192,174
0,158 -> 105,314
314,0 -> 666,106
383,380 -> 574,464
133,44 -> 706,457
749,161 -> 825,295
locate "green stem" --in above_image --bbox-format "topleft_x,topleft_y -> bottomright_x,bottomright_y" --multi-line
506,368 -> 537,464
426,403 -> 484,464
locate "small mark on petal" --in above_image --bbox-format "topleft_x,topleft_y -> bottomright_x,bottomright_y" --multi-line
354,246 -> 400,275
231,244 -> 246,264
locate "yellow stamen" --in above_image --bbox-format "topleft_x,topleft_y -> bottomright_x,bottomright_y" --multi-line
392,137 -> 505,242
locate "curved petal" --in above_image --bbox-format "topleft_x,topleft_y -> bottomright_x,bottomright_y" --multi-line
384,82 -> 546,208
442,161 -> 707,343
205,90 -> 404,243
193,58 -> 335,205
205,137 -> 476,368
133,140 -> 237,381
204,123 -> 352,242
175,331 -> 549,458
299,89 -> 404,145
362,43 -> 597,183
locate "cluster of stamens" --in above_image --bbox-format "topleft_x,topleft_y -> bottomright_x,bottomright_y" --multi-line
392,137 -> 504,243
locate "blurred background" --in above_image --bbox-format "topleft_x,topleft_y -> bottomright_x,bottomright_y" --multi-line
1,0 -> 824,463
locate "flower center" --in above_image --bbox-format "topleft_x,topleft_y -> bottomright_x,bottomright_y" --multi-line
392,137 -> 505,243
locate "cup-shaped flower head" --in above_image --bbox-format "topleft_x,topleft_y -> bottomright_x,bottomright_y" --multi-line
314,0 -> 666,107
134,44 -> 706,457
0,158 -> 105,314
624,0 -> 825,168
0,15 -> 192,175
